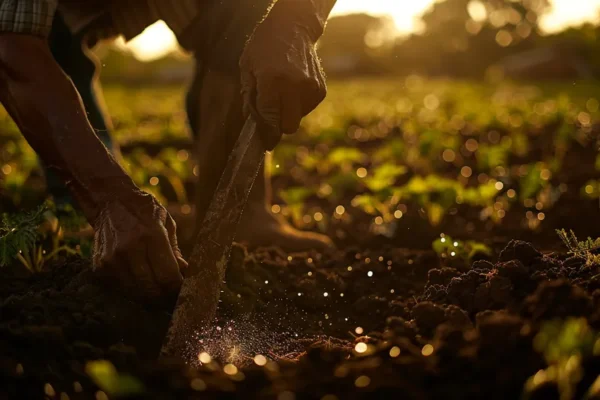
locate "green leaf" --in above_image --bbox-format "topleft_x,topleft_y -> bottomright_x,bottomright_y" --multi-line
520,163 -> 544,200
372,139 -> 406,164
426,203 -> 444,226
364,164 -> 407,192
466,241 -> 492,259
86,360 -> 145,397
0,205 -> 46,268
432,236 -> 453,255
326,147 -> 366,167
279,187 -> 314,206
326,172 -> 359,197
351,194 -> 380,215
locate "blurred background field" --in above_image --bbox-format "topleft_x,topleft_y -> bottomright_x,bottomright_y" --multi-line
1,0 -> 600,252
1,77 -> 598,251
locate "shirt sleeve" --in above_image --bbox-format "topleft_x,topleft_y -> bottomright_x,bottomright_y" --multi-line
111,0 -> 159,41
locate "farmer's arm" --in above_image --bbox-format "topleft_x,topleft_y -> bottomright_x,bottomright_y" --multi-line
309,0 -> 338,29
0,34 -> 186,297
240,0 -> 337,149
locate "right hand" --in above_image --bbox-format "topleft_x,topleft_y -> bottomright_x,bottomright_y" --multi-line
92,192 -> 187,299
239,0 -> 327,150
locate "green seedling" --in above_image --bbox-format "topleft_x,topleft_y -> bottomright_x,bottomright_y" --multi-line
556,229 -> 600,267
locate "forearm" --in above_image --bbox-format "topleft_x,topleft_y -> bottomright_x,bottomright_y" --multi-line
0,36 -> 140,221
311,0 -> 337,25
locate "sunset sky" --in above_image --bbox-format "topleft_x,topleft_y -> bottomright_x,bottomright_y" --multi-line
122,0 -> 600,61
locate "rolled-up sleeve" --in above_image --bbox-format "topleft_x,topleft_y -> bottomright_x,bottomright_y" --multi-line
0,0 -> 57,37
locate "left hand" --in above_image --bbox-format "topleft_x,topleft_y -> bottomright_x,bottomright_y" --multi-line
240,2 -> 327,150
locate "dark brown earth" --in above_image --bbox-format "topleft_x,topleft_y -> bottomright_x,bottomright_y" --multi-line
1,117 -> 599,399
2,239 -> 600,399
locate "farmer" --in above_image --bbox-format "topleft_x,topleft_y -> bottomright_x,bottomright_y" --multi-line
0,0 -> 337,298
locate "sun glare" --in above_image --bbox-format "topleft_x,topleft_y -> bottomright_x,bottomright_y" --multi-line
123,0 -> 600,61
331,0 -> 435,34
118,21 -> 177,62
541,0 -> 600,33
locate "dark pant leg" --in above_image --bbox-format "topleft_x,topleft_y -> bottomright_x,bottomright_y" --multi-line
49,14 -> 112,148
46,13 -> 114,206
185,60 -> 204,141
184,60 -> 247,229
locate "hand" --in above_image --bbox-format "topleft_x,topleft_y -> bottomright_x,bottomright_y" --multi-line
240,1 -> 327,150
92,192 -> 188,299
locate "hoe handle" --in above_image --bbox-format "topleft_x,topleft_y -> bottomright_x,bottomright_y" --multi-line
160,117 -> 265,360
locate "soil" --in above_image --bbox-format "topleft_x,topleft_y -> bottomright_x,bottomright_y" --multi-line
2,239 -> 600,399
1,110 -> 600,399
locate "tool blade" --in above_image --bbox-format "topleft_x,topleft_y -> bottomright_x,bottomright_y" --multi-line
161,117 -> 264,360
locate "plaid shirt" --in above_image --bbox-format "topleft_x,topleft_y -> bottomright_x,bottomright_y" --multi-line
58,0 -> 202,41
1,0 -> 273,60
0,0 -> 57,37
0,0 -> 203,39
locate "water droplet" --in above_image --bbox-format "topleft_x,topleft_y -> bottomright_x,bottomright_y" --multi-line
254,354 -> 267,366
355,375 -> 371,388
355,342 -> 368,353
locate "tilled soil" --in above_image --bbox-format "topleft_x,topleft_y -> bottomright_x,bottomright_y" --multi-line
1,240 -> 600,399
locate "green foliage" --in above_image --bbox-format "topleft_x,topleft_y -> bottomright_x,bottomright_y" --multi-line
520,164 -> 545,201
477,143 -> 510,170
432,234 -> 492,263
523,318 -> 600,400
280,187 -> 314,206
280,186 -> 316,223
363,164 -> 406,193
55,203 -> 88,233
0,203 -> 81,273
0,79 -> 598,235
0,205 -> 46,268
86,360 -> 145,397
327,147 -> 366,167
556,229 -> 600,267
351,194 -> 387,216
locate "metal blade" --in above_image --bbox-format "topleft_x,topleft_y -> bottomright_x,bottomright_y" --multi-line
160,117 -> 265,360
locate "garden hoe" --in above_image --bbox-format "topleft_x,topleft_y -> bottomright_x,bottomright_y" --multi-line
160,116 -> 265,361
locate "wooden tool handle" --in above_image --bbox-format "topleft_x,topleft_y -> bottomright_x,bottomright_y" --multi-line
160,117 -> 265,361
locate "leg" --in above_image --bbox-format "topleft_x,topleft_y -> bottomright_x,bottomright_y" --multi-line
185,62 -> 333,252
49,13 -> 114,150
46,13 -> 117,206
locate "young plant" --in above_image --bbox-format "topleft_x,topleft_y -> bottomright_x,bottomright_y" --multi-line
432,234 -> 492,264
86,360 -> 145,397
0,204 -> 80,273
0,205 -> 46,269
556,229 -> 600,267
523,318 -> 600,400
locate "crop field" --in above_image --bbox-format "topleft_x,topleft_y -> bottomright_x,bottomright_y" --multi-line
1,78 -> 600,399
2,78 -> 600,246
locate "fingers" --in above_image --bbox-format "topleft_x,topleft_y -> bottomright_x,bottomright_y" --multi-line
165,216 -> 189,275
146,225 -> 184,295
243,74 -> 324,150
255,76 -> 283,150
127,243 -> 162,298
256,77 -> 281,129
280,84 -> 304,134
242,70 -> 279,150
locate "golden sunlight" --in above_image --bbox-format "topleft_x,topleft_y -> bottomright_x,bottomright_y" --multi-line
122,0 -> 600,61
117,21 -> 177,61
331,0 -> 435,33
